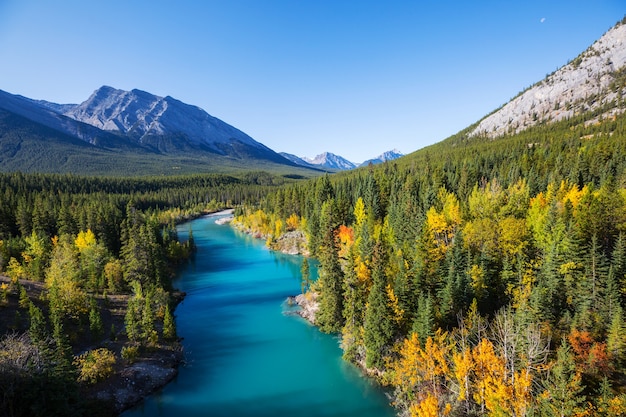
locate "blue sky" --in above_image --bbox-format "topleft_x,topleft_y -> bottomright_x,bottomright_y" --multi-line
0,1 -> 623,163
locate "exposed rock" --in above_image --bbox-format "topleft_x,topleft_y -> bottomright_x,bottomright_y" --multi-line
293,292 -> 319,324
269,230 -> 309,256
471,20 -> 626,138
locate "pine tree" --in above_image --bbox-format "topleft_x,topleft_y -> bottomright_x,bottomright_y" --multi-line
412,293 -> 435,345
300,258 -> 311,293
163,303 -> 177,341
539,340 -> 585,417
89,298 -> 104,340
315,201 -> 344,333
363,241 -> 395,368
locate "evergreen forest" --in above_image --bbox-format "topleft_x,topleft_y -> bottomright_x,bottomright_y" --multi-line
0,172 -> 286,416
234,110 -> 626,416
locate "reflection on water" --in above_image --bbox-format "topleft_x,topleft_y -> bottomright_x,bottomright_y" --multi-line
122,214 -> 395,417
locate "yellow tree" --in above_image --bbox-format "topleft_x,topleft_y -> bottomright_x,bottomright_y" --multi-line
472,338 -> 510,415
425,188 -> 462,265
391,330 -> 453,415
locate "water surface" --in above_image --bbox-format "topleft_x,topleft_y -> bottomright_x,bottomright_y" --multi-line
123,214 -> 395,417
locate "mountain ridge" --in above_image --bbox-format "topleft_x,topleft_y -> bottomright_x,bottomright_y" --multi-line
0,87 -> 317,175
470,18 -> 626,138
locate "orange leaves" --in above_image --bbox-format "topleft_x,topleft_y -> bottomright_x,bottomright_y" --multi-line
452,348 -> 473,402
392,330 -> 453,416
569,328 -> 612,376
409,393 -> 452,417
393,330 -> 451,392
336,225 -> 354,258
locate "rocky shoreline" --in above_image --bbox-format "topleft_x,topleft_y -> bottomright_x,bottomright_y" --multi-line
88,342 -> 184,414
288,292 -> 319,324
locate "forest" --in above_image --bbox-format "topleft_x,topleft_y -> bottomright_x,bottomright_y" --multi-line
0,171 -> 285,416
1,100 -> 626,416
234,110 -> 626,416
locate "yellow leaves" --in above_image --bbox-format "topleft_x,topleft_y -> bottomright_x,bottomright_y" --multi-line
354,255 -> 371,284
285,213 -> 300,231
75,229 -> 96,252
386,284 -> 404,326
468,179 -> 504,220
452,348 -> 473,401
5,257 -> 25,282
409,393 -> 452,417
74,348 -> 116,384
354,197 -> 366,228
472,338 -> 508,414
470,265 -> 486,300
274,218 -> 284,238
392,330 -> 451,390
425,189 -> 461,262
499,217 -> 528,258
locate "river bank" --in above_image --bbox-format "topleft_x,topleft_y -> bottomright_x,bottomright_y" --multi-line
121,213 -> 396,417
0,274 -> 186,416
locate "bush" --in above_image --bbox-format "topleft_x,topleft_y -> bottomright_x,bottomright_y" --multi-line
74,348 -> 116,384
121,345 -> 139,364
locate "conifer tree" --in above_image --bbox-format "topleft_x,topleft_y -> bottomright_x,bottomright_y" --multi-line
539,340 -> 585,417
315,201 -> 344,333
163,303 -> 177,341
363,241 -> 395,368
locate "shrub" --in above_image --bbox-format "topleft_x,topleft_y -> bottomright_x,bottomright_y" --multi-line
74,348 -> 116,384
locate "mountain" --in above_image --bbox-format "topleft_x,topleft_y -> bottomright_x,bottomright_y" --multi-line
64,86 -> 287,162
279,152 -> 318,168
303,152 -> 357,171
0,86 -> 317,176
359,149 -> 404,167
470,19 -> 626,138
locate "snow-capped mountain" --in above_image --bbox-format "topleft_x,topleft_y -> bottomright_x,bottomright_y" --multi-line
281,149 -> 405,171
359,149 -> 404,167
304,152 -> 357,170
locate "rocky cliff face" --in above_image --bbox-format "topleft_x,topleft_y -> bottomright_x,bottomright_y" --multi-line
471,20 -> 626,138
65,86 -> 278,156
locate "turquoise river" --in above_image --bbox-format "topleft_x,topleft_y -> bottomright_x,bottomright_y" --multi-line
122,213 -> 396,417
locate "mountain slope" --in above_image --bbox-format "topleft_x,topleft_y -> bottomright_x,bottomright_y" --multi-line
65,86 -> 289,162
0,87 -> 320,176
279,152 -> 319,168
471,19 -> 626,138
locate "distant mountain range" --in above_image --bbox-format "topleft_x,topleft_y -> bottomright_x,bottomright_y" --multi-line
280,149 -> 404,171
0,86 -> 322,175
0,86 -> 404,176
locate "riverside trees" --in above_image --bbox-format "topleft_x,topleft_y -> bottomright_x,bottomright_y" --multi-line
236,112 -> 626,415
0,171 -> 287,415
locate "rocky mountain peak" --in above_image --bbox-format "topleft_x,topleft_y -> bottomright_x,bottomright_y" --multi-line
471,19 -> 626,138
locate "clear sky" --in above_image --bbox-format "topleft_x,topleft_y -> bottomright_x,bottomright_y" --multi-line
0,1 -> 623,163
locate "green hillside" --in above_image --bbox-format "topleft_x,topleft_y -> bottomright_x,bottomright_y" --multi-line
234,85 -> 626,415
0,109 -> 323,178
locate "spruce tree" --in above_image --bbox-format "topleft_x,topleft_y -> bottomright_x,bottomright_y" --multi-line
163,303 -> 177,341
363,241 -> 395,368
315,200 -> 344,333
